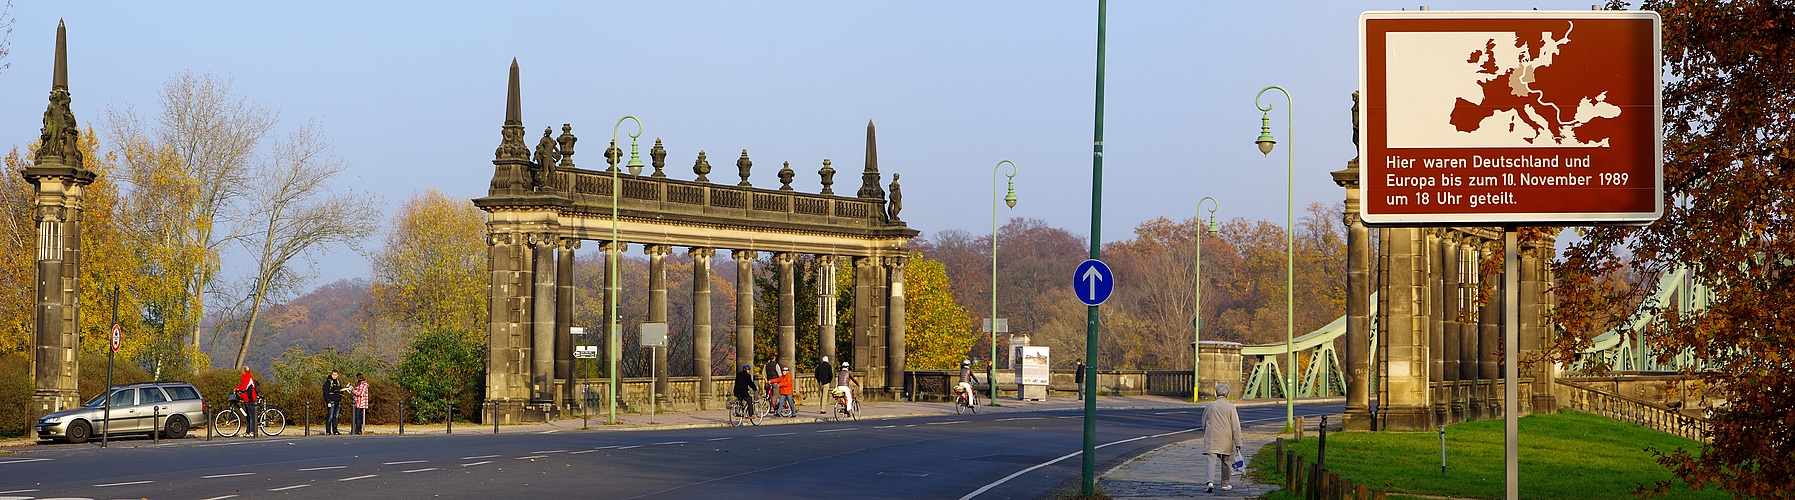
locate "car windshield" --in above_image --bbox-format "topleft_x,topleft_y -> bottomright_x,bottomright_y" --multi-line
83,391 -> 111,407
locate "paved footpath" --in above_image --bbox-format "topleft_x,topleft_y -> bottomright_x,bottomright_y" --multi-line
1101,412 -> 1340,499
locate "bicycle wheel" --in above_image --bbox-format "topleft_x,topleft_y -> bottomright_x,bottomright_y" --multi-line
848,400 -> 859,421
970,398 -> 979,415
727,401 -> 741,426
260,407 -> 287,436
215,409 -> 242,437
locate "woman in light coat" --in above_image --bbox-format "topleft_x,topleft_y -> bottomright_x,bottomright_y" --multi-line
1201,383 -> 1244,492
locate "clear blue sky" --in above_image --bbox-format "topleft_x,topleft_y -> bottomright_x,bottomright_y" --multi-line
0,1 -> 1601,286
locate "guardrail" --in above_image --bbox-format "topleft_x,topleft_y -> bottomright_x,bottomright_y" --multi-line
1558,379 -> 1709,442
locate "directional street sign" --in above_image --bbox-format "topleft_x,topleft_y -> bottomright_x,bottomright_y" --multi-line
1073,259 -> 1114,306
574,345 -> 598,359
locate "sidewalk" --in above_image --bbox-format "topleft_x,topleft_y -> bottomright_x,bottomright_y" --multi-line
1098,417 -> 1299,499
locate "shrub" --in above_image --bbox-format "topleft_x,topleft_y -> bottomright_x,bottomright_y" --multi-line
0,353 -> 31,437
392,328 -> 484,423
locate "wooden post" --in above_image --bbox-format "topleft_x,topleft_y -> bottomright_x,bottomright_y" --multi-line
1356,483 -> 1369,500
1276,438 -> 1286,473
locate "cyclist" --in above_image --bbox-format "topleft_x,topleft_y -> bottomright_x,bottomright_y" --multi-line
956,359 -> 978,407
732,364 -> 758,417
834,361 -> 857,411
234,366 -> 261,437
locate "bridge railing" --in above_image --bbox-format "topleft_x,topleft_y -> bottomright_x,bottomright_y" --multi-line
1558,379 -> 1709,442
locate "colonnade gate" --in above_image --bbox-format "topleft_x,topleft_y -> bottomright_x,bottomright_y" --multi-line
475,60 -> 917,423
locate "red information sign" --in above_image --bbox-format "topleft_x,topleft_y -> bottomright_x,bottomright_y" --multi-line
1359,11 -> 1661,225
110,324 -> 121,352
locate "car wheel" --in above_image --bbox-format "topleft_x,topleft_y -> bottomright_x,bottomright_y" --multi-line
163,415 -> 189,440
66,420 -> 90,444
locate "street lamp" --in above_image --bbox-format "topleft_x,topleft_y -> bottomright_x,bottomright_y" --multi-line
990,159 -> 1018,405
1191,197 -> 1218,403
1255,85 -> 1295,432
608,115 -> 644,425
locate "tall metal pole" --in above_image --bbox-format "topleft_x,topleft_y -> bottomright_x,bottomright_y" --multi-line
609,115 -> 642,425
1081,0 -> 1107,495
104,285 -> 117,448
1256,85 -> 1295,431
991,160 -> 1016,405
1191,197 -> 1217,403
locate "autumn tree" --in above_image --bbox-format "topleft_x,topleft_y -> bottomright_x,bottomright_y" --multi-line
901,252 -> 978,370
1551,2 -> 1795,496
366,189 -> 487,358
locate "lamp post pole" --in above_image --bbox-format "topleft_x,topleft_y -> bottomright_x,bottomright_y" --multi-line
991,160 -> 1017,405
1191,197 -> 1218,403
1255,85 -> 1295,432
608,115 -> 644,425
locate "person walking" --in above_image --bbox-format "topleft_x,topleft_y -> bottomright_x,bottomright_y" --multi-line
1074,359 -> 1086,401
321,370 -> 344,435
350,373 -> 371,435
772,366 -> 796,417
235,366 -> 260,437
733,364 -> 758,416
814,356 -> 833,414
1202,383 -> 1244,493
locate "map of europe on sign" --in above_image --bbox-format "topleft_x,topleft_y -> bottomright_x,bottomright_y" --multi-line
1387,25 -> 1622,149
1360,11 -> 1661,226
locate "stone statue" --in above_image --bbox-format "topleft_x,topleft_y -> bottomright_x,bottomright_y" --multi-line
886,173 -> 903,221
532,127 -> 558,189
1351,91 -> 1360,148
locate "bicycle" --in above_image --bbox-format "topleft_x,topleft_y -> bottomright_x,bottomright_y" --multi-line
830,386 -> 859,421
954,383 -> 980,415
727,398 -> 762,426
214,395 -> 287,437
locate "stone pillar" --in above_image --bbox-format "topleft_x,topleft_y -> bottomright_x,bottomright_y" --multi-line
1441,233 -> 1461,422
1426,230 -> 1446,424
27,22 -> 95,420
602,241 -> 626,411
1479,240 -> 1501,416
885,255 -> 908,395
817,255 -> 838,365
776,252 -> 797,372
1381,227 -> 1433,431
691,248 -> 714,409
733,250 -> 755,372
852,256 -> 886,390
1458,239 -> 1479,420
556,240 -> 577,406
486,232 -> 533,422
1334,168 -> 1372,431
646,244 -> 670,409
531,234 -> 556,404
1520,239 -> 1557,414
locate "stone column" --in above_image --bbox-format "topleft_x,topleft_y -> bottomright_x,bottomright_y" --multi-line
601,241 -> 626,410
776,253 -> 797,372
1426,230 -> 1446,423
1441,233 -> 1461,422
1333,167 -> 1373,431
486,232 -> 531,422
733,250 -> 756,372
556,239 -> 577,406
1479,240 -> 1501,416
531,235 -> 557,404
852,256 -> 885,390
1520,239 -> 1557,414
646,244 -> 671,409
1382,227 -> 1433,431
885,255 -> 908,395
817,255 -> 838,365
691,248 -> 714,410
27,24 -> 95,420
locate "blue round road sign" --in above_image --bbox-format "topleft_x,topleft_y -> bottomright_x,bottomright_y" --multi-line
1073,259 -> 1114,306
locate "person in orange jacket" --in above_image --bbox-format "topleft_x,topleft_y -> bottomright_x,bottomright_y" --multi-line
234,366 -> 261,437
772,365 -> 796,417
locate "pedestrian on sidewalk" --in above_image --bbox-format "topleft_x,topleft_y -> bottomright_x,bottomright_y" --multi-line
351,373 -> 370,435
1202,383 -> 1243,493
235,366 -> 261,437
814,356 -> 833,414
1074,359 -> 1086,400
322,370 -> 343,435
773,366 -> 796,417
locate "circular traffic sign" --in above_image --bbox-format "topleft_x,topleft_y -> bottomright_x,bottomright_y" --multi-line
110,324 -> 121,352
1073,259 -> 1114,306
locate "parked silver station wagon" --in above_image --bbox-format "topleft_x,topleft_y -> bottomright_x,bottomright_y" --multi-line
35,381 -> 209,443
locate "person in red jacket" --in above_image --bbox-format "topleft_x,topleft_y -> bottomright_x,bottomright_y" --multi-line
772,366 -> 796,417
234,366 -> 260,437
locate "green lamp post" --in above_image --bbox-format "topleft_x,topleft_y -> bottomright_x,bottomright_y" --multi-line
608,115 -> 644,425
1191,196 -> 1218,403
1255,86 -> 1295,432
991,159 -> 1018,405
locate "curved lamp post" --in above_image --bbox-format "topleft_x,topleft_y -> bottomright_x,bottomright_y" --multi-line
991,160 -> 1018,404
608,115 -> 644,425
1255,86 -> 1295,432
1191,196 -> 1219,403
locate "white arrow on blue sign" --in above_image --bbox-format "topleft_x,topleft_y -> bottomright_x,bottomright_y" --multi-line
1073,259 -> 1114,306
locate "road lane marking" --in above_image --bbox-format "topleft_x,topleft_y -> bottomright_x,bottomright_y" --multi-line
462,461 -> 492,467
753,432 -> 795,437
516,455 -> 549,460
202,472 -> 257,478
461,454 -> 499,460
269,484 -> 310,491
403,467 -> 438,473
925,420 -> 969,425
0,458 -> 51,464
995,417 -> 1044,421
1153,411 -> 1188,415
705,437 -> 732,441
652,441 -> 687,445
592,445 -> 623,449
201,495 -> 237,500
814,428 -> 854,433
615,445 -> 642,449
539,429 -> 563,434
383,460 -> 428,465
570,450 -> 599,454
0,489 -> 39,494
529,450 -> 568,454
339,474 -> 378,482
958,415 -> 1292,500
874,425 -> 896,429
95,480 -> 154,487
298,465 -> 347,471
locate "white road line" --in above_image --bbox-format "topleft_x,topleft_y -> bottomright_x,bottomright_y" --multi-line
529,450 -> 568,454
995,417 -> 1044,421
592,445 -> 623,449
202,472 -> 257,478
383,460 -> 428,465
959,415 -> 1289,500
904,424 -> 917,427
402,467 -> 438,473
705,437 -> 732,441
94,480 -> 154,487
339,474 -> 378,482
0,458 -> 51,465
652,441 -> 687,445
461,454 -> 500,460
753,432 -> 795,437
298,465 -> 347,471
269,484 -> 310,492
538,429 -> 563,434
1153,411 -> 1187,415
570,450 -> 599,454
516,455 -> 549,460
616,445 -> 643,449
201,495 -> 237,500
0,489 -> 40,494
874,425 -> 896,429
462,461 -> 493,467
814,428 -> 854,433
925,420 -> 969,425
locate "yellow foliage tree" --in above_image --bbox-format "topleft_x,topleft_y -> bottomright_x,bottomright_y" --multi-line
367,189 -> 488,349
903,251 -> 977,370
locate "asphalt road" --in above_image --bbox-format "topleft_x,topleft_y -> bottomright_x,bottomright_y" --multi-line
0,401 -> 1340,499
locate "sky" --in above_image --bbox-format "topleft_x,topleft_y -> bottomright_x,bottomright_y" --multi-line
0,1 -> 1607,288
